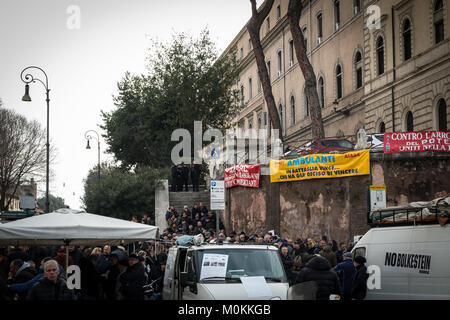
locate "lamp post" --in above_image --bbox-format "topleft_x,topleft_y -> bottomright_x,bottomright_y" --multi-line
20,66 -> 50,213
84,130 -> 101,182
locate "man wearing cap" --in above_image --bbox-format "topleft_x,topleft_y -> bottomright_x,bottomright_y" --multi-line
351,256 -> 368,300
332,252 -> 356,300
119,253 -> 146,300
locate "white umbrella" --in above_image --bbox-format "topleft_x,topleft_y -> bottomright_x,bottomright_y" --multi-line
0,208 -> 159,246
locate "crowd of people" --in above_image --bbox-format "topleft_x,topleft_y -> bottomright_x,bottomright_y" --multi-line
171,162 -> 201,192
0,201 -> 368,301
162,202 -> 368,300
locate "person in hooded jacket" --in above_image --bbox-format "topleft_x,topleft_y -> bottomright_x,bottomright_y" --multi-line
351,256 -> 368,300
7,259 -> 36,300
294,256 -> 341,300
333,252 -> 356,300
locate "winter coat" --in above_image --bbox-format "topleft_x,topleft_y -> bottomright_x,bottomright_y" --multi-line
96,253 -> 110,275
351,264 -> 368,300
79,256 -> 101,299
319,248 -> 338,268
280,254 -> 295,285
333,259 -> 356,299
119,262 -> 146,300
104,264 -> 120,300
295,256 -> 340,300
26,278 -> 75,301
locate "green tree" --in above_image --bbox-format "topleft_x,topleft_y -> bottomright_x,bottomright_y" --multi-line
82,163 -> 166,221
101,29 -> 241,169
37,194 -> 67,212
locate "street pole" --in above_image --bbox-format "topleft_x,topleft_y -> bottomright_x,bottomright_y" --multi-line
85,130 -> 101,182
21,66 -> 51,213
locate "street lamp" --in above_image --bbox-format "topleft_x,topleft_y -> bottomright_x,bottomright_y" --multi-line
20,66 -> 51,213
84,130 -> 101,182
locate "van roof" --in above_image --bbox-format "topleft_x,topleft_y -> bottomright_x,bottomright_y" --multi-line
355,224 -> 450,247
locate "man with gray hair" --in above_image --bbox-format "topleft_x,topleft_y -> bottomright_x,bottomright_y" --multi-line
26,260 -> 75,300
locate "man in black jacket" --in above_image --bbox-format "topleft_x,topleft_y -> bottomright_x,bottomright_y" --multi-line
182,163 -> 189,191
119,253 -> 146,300
171,164 -> 177,192
294,256 -> 341,300
351,256 -> 368,300
26,260 -> 75,300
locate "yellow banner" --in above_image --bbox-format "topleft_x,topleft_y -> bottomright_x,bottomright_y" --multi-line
270,149 -> 370,183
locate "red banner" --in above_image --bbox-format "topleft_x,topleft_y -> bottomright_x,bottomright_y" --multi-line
384,131 -> 450,153
224,164 -> 260,188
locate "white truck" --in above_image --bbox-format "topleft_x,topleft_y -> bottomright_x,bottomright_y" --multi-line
162,243 -> 289,300
352,197 -> 450,299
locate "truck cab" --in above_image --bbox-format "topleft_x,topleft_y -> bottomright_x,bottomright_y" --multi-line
162,243 -> 289,300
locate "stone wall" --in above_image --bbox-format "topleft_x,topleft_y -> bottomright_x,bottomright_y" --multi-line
226,152 -> 450,244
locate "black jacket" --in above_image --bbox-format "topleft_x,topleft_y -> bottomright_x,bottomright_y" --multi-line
295,256 -> 340,300
119,262 -> 145,300
280,254 -> 295,285
8,266 -> 35,300
26,278 -> 75,300
351,264 -> 368,300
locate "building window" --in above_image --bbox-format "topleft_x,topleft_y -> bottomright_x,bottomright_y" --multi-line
240,85 -> 245,106
336,64 -> 343,99
289,40 -> 294,66
277,4 -> 281,20
248,38 -> 252,51
355,51 -> 363,89
434,0 -> 444,44
303,88 -> 309,118
240,47 -> 244,59
257,76 -> 262,93
438,99 -> 448,131
353,0 -> 361,15
277,50 -> 282,77
403,19 -> 412,61
379,122 -> 386,133
290,96 -> 296,125
266,17 -> 270,33
406,111 -> 414,131
377,36 -> 385,75
317,13 -> 323,44
267,61 -> 271,81
318,76 -> 325,108
248,78 -> 252,100
264,112 -> 268,126
302,27 -> 308,50
334,0 -> 341,31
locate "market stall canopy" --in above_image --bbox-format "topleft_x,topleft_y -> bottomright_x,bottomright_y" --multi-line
0,208 -> 159,246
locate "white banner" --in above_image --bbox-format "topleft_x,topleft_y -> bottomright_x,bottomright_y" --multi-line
210,180 -> 225,210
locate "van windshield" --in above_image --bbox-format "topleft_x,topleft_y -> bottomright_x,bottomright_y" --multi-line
195,249 -> 286,282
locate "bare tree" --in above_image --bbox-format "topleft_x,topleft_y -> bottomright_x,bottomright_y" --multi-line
0,108 -> 47,211
248,0 -> 283,142
287,0 -> 325,140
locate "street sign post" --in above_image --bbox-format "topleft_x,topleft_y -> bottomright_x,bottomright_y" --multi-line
210,180 -> 225,211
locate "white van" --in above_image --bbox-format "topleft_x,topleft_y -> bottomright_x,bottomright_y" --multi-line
162,243 -> 289,300
352,223 -> 450,299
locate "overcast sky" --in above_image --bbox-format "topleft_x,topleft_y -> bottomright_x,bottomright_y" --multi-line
0,0 -> 263,210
